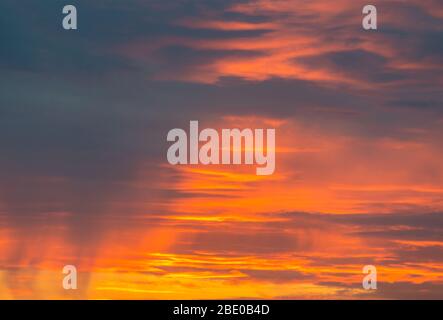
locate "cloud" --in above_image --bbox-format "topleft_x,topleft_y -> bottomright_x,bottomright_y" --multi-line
0,0 -> 443,298
296,49 -> 405,84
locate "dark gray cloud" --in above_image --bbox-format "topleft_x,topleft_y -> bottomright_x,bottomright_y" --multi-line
270,211 -> 443,245
0,0 -> 265,75
321,281 -> 443,300
241,269 -> 312,283
171,230 -> 302,254
297,49 -> 405,83
151,45 -> 267,76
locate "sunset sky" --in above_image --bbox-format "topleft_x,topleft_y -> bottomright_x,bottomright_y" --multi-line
0,0 -> 442,299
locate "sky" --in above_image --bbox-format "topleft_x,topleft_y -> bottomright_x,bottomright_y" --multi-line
0,0 -> 442,299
